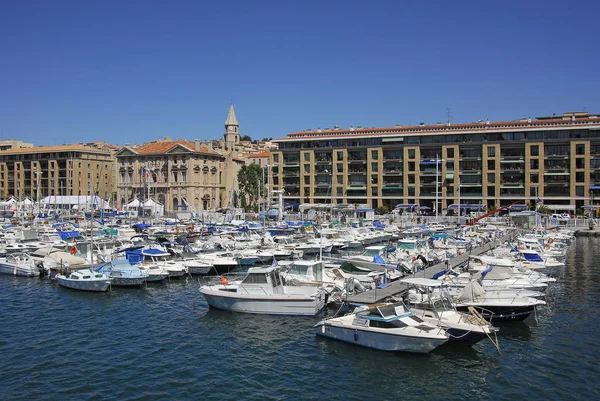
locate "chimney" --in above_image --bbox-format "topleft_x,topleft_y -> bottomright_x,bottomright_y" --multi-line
195,139 -> 200,151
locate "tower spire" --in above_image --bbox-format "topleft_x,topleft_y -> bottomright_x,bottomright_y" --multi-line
225,104 -> 239,126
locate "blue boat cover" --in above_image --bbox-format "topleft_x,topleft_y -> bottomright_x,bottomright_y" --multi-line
522,252 -> 544,262
57,231 -> 82,240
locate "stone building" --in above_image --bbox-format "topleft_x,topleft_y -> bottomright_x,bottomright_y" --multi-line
114,105 -> 245,212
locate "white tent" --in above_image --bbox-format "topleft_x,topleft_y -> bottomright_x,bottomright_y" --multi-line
143,198 -> 164,216
41,196 -> 110,210
126,198 -> 142,210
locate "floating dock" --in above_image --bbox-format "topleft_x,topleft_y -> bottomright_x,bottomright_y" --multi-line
344,232 -> 516,304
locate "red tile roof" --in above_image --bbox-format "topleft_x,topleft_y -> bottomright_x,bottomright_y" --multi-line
131,140 -> 221,156
248,151 -> 270,158
275,116 -> 600,142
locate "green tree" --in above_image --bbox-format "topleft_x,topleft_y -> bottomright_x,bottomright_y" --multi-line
240,135 -> 252,142
376,206 -> 389,215
237,163 -> 266,212
537,205 -> 552,215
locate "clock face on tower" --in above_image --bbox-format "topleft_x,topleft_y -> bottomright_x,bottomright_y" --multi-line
228,126 -> 234,131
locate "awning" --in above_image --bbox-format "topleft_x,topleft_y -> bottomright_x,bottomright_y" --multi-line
500,159 -> 525,163
394,204 -> 419,210
347,186 -> 367,190
446,204 -> 486,211
590,186 -> 600,190
544,172 -> 570,176
382,137 -> 404,143
544,204 -> 575,211
459,183 -> 482,187
501,185 -> 524,189
445,173 -> 454,179
509,204 -> 529,211
420,160 -> 442,165
382,185 -> 403,190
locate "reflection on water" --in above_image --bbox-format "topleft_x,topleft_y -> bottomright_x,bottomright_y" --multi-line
1,238 -> 600,400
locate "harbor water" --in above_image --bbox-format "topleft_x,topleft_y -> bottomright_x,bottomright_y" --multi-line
1,239 -> 600,400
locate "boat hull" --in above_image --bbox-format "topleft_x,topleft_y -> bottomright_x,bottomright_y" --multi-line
57,277 -> 111,292
456,304 -> 537,321
0,263 -> 40,277
315,323 -> 447,353
199,288 -> 324,316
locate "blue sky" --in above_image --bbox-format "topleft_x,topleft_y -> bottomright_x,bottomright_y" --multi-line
1,0 -> 598,146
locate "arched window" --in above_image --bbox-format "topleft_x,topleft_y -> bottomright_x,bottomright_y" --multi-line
173,197 -> 178,211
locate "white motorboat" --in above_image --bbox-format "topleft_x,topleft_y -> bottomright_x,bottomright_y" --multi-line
453,281 -> 546,321
94,260 -> 150,286
0,253 -> 43,277
141,248 -> 187,278
56,269 -> 111,292
173,252 -> 214,275
315,302 -> 449,353
199,266 -> 327,316
402,277 -> 499,346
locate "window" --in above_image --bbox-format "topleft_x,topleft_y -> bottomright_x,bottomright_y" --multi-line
337,151 -> 344,160
371,150 -> 378,160
487,160 -> 495,170
304,165 -> 310,174
337,163 -> 344,173
337,175 -> 343,185
530,145 -> 539,156
487,147 -> 496,157
446,148 -> 454,158
576,159 -> 585,169
408,162 -> 415,171
273,154 -> 279,163
530,159 -> 539,170
337,188 -> 343,196
576,172 -> 585,182
304,153 -> 310,162
487,173 -> 495,184
304,176 -> 310,185
371,175 -> 378,185
576,144 -> 585,156
530,173 -> 539,184
371,188 -> 378,196
408,149 -> 415,159
182,171 -> 187,182
576,186 -> 585,196
487,186 -> 495,196
371,163 -> 378,172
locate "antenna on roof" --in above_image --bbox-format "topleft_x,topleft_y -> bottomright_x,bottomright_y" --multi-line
446,107 -> 452,124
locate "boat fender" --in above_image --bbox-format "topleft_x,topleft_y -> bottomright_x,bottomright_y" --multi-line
548,239 -> 554,244
70,247 -> 77,255
219,277 -> 229,285
354,329 -> 359,342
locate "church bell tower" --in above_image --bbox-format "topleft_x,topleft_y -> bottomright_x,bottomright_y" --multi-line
224,104 -> 240,151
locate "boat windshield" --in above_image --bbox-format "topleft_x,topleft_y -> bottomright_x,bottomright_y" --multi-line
288,265 -> 310,275
361,249 -> 380,257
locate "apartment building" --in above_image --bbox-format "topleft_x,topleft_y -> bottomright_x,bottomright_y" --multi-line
0,144 -> 114,201
271,112 -> 600,213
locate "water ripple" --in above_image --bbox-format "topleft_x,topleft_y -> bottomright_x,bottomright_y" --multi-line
1,240 -> 600,400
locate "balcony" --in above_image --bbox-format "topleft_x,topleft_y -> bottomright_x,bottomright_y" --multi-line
283,161 -> 300,167
283,171 -> 300,177
348,169 -> 366,174
383,169 -> 402,175
315,159 -> 332,164
315,181 -> 331,187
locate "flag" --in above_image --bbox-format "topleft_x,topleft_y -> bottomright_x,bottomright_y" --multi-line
537,198 -> 542,203
272,257 -> 278,266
